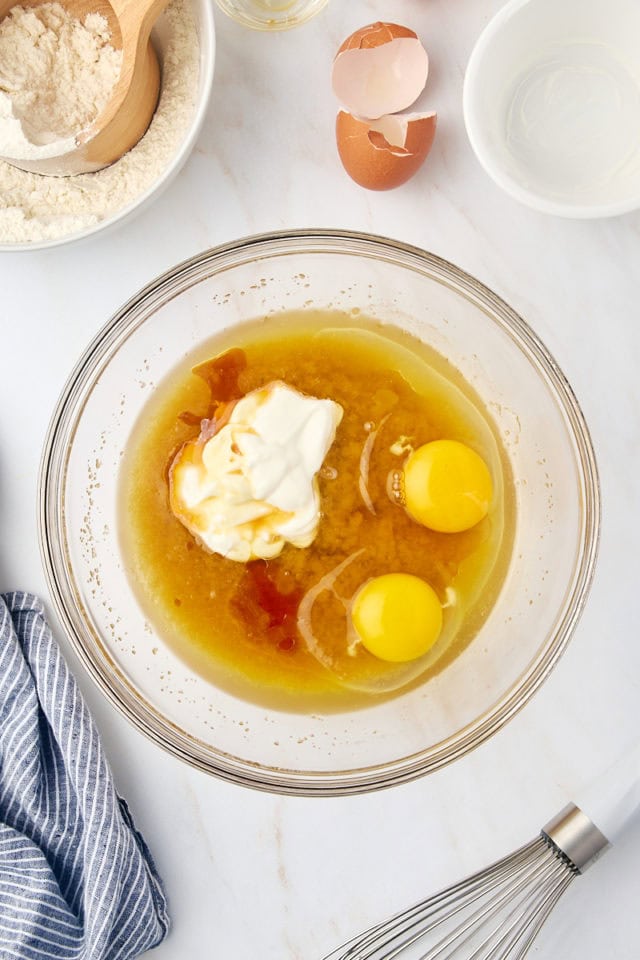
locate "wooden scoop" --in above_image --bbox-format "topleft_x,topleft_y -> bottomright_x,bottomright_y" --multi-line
0,0 -> 171,176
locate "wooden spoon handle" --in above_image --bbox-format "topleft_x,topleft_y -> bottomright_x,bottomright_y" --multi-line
109,0 -> 172,45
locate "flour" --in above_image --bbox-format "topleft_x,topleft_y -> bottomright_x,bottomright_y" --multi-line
0,0 -> 200,245
0,4 -> 122,160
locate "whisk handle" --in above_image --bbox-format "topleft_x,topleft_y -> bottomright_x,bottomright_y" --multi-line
542,743 -> 640,873
574,741 -> 640,847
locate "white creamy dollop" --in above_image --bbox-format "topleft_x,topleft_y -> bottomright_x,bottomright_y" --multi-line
169,381 -> 343,562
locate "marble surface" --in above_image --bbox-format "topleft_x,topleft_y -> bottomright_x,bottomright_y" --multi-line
1,1 -> 639,957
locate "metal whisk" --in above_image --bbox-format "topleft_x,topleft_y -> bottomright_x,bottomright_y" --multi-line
322,745 -> 640,960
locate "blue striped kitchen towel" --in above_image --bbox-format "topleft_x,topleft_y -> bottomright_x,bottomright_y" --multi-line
0,591 -> 170,960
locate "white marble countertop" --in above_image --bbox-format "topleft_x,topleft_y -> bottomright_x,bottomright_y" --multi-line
1,1 -> 639,957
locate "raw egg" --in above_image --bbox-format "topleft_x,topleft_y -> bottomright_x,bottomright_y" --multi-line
403,440 -> 493,533
351,572 -> 443,662
336,110 -> 437,190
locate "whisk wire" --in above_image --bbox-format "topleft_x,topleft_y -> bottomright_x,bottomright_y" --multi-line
499,858 -> 574,960
328,840 -> 548,960
323,835 -> 578,960
416,858 -> 549,959
465,865 -> 567,960
415,839 -> 571,960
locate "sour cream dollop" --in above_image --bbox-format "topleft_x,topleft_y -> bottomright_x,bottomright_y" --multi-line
169,381 -> 343,562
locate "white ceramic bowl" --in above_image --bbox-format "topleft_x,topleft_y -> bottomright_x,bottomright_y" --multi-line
463,0 -> 640,218
0,0 -> 215,253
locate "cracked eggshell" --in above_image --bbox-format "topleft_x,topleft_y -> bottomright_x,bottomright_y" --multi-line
332,22 -> 429,120
336,110 -> 437,191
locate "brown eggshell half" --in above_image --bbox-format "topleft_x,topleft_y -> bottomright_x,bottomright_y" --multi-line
336,110 -> 437,191
336,21 -> 418,54
332,22 -> 429,120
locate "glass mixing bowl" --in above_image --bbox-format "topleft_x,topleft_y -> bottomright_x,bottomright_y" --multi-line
39,230 -> 599,795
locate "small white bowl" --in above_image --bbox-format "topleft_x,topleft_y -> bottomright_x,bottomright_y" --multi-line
463,0 -> 640,218
0,0 -> 215,253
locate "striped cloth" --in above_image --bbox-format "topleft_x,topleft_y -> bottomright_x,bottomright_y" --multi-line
0,592 -> 170,960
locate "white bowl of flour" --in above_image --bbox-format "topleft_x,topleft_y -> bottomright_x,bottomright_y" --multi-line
0,0 -> 215,250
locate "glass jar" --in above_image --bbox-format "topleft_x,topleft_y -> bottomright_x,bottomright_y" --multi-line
213,0 -> 328,30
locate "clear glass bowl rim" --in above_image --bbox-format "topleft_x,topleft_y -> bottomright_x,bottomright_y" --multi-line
38,229 -> 601,796
213,0 -> 329,31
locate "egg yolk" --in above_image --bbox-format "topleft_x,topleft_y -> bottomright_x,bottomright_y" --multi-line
351,573 -> 443,662
403,440 -> 492,533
